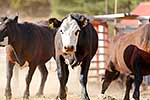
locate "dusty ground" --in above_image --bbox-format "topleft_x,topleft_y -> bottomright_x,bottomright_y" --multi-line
0,47 -> 150,100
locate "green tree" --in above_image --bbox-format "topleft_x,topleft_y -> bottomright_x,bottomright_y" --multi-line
0,0 -> 149,18
50,0 -> 106,18
1,0 -> 51,17
50,0 -> 150,18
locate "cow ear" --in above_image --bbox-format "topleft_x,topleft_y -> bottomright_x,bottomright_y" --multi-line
48,18 -> 62,28
14,16 -> 18,23
79,15 -> 89,28
70,13 -> 89,28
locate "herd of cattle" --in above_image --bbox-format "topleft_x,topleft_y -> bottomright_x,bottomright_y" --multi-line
0,13 -> 150,100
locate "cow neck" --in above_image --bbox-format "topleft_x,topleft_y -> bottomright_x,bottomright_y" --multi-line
7,23 -> 19,45
7,23 -> 25,66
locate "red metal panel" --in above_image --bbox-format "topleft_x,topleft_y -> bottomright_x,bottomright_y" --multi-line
89,20 -> 109,80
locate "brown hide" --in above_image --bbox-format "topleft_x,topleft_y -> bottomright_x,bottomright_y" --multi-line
107,24 -> 150,74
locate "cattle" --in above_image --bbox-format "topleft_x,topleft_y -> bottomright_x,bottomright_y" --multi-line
50,13 -> 98,100
101,24 -> 150,100
0,16 -> 56,100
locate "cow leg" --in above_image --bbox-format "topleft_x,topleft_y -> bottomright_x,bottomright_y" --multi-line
23,64 -> 36,99
36,64 -> 48,97
5,61 -> 15,100
101,69 -> 120,94
133,56 -> 143,100
123,75 -> 134,100
56,55 -> 69,100
80,59 -> 91,100
133,75 -> 143,100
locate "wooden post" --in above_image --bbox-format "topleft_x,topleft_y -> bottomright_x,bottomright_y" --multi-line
105,0 -> 108,14
114,0 -> 118,36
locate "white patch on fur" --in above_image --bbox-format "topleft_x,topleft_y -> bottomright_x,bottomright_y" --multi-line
0,36 -> 8,46
63,53 -> 76,65
59,15 -> 80,53
15,61 -> 29,69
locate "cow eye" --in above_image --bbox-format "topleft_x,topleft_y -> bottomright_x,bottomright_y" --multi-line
75,30 -> 80,36
60,30 -> 64,34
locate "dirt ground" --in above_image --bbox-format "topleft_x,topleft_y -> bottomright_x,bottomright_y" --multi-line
0,48 -> 150,100
1,71 -> 150,100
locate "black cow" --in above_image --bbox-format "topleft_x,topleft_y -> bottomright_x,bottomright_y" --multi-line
50,13 -> 98,100
0,16 -> 56,100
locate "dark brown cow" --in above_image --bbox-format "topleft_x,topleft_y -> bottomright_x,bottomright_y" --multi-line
0,16 -> 56,100
101,24 -> 150,100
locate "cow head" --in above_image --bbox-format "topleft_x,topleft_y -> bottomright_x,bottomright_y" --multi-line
49,13 -> 89,54
49,18 -> 62,28
0,16 -> 18,45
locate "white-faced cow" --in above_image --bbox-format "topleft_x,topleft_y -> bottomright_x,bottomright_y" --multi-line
49,13 -> 98,100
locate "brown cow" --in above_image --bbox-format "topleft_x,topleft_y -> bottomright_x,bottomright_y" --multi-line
101,24 -> 150,100
0,16 -> 56,100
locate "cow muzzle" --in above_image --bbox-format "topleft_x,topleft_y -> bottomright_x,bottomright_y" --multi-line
63,45 -> 75,54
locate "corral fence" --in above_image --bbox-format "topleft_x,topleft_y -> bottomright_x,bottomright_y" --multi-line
89,19 -> 109,80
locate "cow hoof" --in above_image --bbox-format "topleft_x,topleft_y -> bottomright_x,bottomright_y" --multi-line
6,96 -> 11,100
54,96 -> 66,100
133,91 -> 139,100
23,98 -> 29,100
5,89 -> 12,100
98,94 -> 118,100
35,92 -> 44,97
129,98 -> 135,100
98,94 -> 107,99
82,96 -> 90,100
23,95 -> 29,100
82,97 -> 90,100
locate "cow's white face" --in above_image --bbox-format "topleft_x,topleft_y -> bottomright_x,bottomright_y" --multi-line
58,15 -> 80,54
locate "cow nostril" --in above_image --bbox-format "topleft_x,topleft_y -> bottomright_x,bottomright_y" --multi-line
64,46 -> 67,50
64,46 -> 74,52
71,45 -> 74,50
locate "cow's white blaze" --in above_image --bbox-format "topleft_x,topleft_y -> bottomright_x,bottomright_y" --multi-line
58,15 -> 80,54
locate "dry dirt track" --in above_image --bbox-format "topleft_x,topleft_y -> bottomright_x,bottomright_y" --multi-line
0,63 -> 103,100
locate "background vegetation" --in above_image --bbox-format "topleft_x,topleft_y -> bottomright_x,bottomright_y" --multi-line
0,0 -> 150,18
